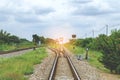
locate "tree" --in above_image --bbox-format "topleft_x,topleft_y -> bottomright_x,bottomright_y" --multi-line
32,34 -> 40,46
20,38 -> 30,43
97,30 -> 120,73
39,36 -> 45,44
71,29 -> 120,74
45,38 -> 56,44
80,38 -> 93,48
9,35 -> 20,44
0,29 -> 10,44
74,39 -> 82,46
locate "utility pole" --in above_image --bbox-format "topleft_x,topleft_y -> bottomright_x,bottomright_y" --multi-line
92,30 -> 94,38
85,33 -> 87,38
106,25 -> 108,36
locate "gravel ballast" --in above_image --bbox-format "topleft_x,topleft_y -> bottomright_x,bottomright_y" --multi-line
29,48 -> 120,80
29,48 -> 56,80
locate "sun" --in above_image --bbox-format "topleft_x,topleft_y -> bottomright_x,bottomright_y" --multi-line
46,24 -> 75,43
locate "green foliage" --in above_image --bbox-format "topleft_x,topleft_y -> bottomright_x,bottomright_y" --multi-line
74,39 -> 81,46
65,44 -> 108,72
0,44 -> 16,51
45,38 -> 56,44
32,34 -> 40,46
0,47 -> 47,80
8,35 -> 20,44
45,38 -> 57,48
80,38 -> 93,48
0,29 -> 10,44
0,30 -> 32,51
96,30 -> 120,73
0,30 -> 21,44
32,34 -> 57,47
69,39 -> 76,45
116,65 -> 120,74
65,44 -> 84,54
72,38 -> 94,48
39,36 -> 45,44
67,29 -> 120,74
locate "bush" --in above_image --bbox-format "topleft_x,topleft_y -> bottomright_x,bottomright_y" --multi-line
70,29 -> 120,74
116,65 -> 120,74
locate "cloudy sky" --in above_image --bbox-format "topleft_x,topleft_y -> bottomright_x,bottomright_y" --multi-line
0,0 -> 120,42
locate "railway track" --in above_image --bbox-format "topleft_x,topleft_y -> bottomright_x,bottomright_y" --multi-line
0,47 -> 36,55
48,49 -> 81,80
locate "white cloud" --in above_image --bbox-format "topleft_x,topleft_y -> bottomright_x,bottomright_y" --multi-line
72,0 -> 116,16
0,0 -> 120,40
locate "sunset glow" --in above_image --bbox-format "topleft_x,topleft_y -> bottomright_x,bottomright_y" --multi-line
46,24 -> 75,43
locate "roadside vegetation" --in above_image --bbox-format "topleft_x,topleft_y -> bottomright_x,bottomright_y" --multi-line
65,44 -> 109,72
0,29 -> 34,51
66,29 -> 120,74
0,47 -> 47,80
32,34 -> 57,48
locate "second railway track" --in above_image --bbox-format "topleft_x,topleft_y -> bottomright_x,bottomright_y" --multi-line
48,49 -> 81,80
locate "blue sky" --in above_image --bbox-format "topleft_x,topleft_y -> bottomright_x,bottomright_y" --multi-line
0,0 -> 120,42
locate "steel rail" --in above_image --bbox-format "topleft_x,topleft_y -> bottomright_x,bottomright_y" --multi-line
0,47 -> 34,54
48,54 -> 58,80
66,55 -> 81,80
48,49 -> 81,80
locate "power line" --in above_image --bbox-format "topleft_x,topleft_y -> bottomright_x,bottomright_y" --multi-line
81,24 -> 120,39
106,25 -> 108,36
94,26 -> 106,33
109,24 -> 120,28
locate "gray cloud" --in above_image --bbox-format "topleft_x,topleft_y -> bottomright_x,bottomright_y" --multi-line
35,8 -> 55,15
0,7 -> 54,24
15,15 -> 41,23
71,0 -> 92,4
73,6 -> 117,16
71,0 -> 120,16
0,9 -> 38,23
0,15 -> 8,22
0,8 -> 32,16
0,9 -> 14,15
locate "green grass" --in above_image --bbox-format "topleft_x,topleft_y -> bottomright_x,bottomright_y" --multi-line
65,44 -> 84,54
0,44 -> 16,51
16,42 -> 35,49
88,50 -> 109,72
0,42 -> 34,51
0,47 -> 47,80
65,44 -> 109,72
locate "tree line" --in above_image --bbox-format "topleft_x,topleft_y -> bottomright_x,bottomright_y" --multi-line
32,34 -> 56,46
0,29 -> 30,45
70,29 -> 120,74
0,29 -> 56,46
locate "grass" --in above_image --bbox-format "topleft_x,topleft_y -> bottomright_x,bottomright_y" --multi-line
0,42 -> 34,51
65,44 -> 109,72
0,47 -> 47,80
0,44 -> 16,51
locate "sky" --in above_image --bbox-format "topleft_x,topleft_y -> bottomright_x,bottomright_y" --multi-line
0,0 -> 120,42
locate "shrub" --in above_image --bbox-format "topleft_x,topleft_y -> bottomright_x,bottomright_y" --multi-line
116,65 -> 120,74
